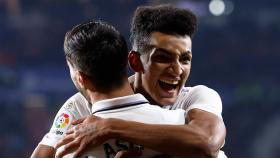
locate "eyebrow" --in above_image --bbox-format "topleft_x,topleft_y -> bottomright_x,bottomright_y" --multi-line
154,48 -> 171,55
153,47 -> 192,57
182,50 -> 192,57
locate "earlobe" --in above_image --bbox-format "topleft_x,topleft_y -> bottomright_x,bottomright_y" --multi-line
78,71 -> 97,91
77,71 -> 86,88
128,51 -> 144,73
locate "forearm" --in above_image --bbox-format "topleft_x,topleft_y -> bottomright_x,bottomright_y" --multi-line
106,108 -> 226,158
31,144 -> 55,158
108,119 -> 221,158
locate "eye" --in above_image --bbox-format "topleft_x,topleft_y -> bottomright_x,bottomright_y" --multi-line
180,54 -> 191,64
151,49 -> 173,63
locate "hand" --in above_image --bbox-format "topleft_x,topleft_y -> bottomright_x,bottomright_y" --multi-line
55,115 -> 112,158
114,150 -> 171,158
114,149 -> 142,158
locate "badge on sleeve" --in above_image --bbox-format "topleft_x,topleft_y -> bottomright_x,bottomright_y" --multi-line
54,113 -> 70,128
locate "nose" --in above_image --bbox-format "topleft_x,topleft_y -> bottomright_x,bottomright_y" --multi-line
170,60 -> 183,75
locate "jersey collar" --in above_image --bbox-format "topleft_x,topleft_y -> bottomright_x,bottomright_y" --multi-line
91,94 -> 149,114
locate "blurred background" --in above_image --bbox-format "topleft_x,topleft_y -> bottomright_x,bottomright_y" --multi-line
0,0 -> 279,157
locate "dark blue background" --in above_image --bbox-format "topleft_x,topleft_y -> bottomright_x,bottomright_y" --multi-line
0,0 -> 279,157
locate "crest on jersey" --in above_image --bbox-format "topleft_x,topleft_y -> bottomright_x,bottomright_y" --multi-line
54,113 -> 70,128
64,102 -> 74,110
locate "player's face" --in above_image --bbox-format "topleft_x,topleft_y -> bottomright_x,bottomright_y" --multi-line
140,32 -> 192,106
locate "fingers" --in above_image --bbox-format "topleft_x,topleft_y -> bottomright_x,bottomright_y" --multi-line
65,127 -> 74,135
55,140 -> 79,158
115,151 -> 128,158
66,123 -> 81,135
114,149 -> 142,158
73,140 -> 90,158
55,133 -> 75,149
56,124 -> 82,149
72,117 -> 86,125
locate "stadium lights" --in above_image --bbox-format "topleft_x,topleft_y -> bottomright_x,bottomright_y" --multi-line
209,0 -> 234,16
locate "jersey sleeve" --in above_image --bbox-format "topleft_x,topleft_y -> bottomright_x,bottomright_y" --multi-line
161,109 -> 186,125
179,85 -> 223,118
39,98 -> 79,147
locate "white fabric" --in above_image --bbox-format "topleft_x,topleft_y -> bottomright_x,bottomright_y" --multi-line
174,85 -> 226,158
163,85 -> 223,118
91,94 -> 185,124
164,85 -> 226,158
73,94 -> 185,158
40,93 -> 91,147
40,85 -> 227,157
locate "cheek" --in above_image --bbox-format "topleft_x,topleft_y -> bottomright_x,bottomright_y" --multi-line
182,66 -> 191,80
142,66 -> 159,89
143,62 -> 170,85
151,62 -> 170,73
146,64 -> 164,80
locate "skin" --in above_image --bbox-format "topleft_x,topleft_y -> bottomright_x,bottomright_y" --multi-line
133,32 -> 192,106
55,32 -> 226,158
31,61 -> 134,158
31,145 -> 55,158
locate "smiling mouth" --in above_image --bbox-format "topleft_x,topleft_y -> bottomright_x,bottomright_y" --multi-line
158,79 -> 179,91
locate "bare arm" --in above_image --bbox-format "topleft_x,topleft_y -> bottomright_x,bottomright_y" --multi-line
110,109 -> 226,158
31,144 -> 55,158
56,109 -> 225,158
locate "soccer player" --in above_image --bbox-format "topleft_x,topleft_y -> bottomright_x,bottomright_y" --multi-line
31,20 -> 186,158
55,4 -> 227,158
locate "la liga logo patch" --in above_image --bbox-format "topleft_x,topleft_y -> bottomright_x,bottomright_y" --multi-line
55,113 -> 70,128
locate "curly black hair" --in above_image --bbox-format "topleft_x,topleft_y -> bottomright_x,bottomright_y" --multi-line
130,4 -> 197,53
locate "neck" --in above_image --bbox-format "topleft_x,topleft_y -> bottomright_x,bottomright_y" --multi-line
88,80 -> 134,105
133,73 -> 161,106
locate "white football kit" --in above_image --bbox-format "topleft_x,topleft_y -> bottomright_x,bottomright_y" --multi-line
163,85 -> 227,158
41,94 -> 185,157
40,85 -> 227,157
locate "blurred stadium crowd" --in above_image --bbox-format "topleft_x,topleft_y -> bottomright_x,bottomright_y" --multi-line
0,0 -> 279,157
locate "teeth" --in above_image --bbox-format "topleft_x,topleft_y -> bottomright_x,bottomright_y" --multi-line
159,79 -> 179,85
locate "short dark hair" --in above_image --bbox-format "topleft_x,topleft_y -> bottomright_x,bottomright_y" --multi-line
130,4 -> 197,54
64,20 -> 128,92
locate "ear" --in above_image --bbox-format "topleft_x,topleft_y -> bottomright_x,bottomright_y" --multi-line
128,50 -> 144,73
77,71 -> 88,89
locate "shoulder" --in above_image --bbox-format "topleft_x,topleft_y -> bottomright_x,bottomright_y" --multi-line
63,92 -> 87,108
55,93 -> 87,128
173,85 -> 223,117
60,92 -> 91,119
39,93 -> 89,147
178,85 -> 221,102
181,85 -> 219,95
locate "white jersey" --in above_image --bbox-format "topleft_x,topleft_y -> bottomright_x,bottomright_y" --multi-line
40,93 -> 91,147
163,85 -> 226,158
40,85 -> 227,157
41,94 -> 185,158
163,85 -> 223,118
